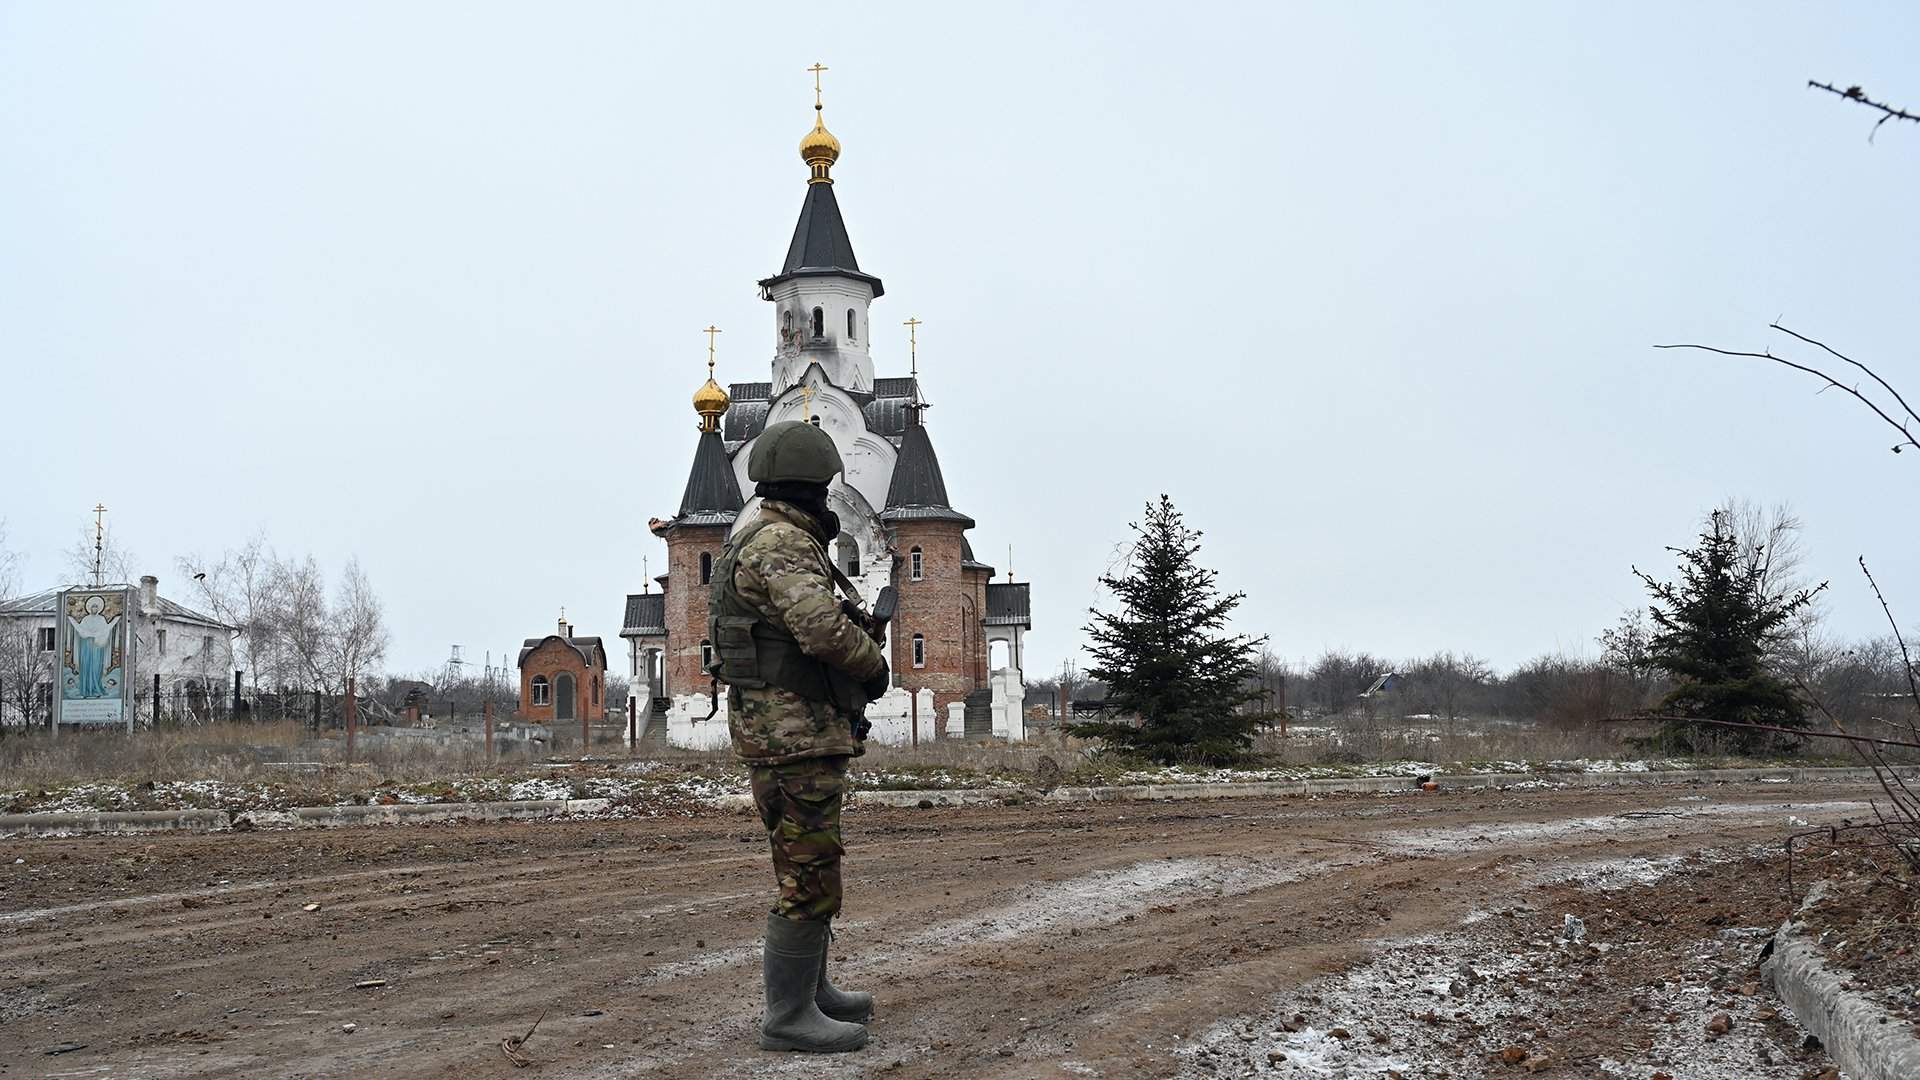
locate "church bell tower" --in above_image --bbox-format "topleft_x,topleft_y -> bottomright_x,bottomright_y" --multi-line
758,63 -> 883,397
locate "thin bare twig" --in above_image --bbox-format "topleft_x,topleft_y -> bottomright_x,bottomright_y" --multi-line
500,1007 -> 548,1068
1653,342 -> 1920,455
1861,557 -> 1920,723
1771,324 -> 1920,429
1809,80 -> 1920,142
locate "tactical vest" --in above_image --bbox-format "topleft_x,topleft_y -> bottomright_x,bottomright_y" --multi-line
707,517 -> 835,704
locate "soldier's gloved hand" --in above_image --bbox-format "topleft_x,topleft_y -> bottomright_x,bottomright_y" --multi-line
861,659 -> 892,701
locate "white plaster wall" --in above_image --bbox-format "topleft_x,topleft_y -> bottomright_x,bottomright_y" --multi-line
665,688 -> 933,749
666,693 -> 734,750
767,277 -> 875,395
730,373 -> 898,515
861,686 -> 937,746
988,626 -> 1027,742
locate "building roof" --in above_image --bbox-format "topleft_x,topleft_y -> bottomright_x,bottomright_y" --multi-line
517,635 -> 607,669
960,539 -> 995,574
984,582 -> 1032,627
722,377 -> 924,448
881,420 -> 974,526
0,586 -> 233,630
758,182 -> 884,298
621,592 -> 666,637
669,428 -> 743,528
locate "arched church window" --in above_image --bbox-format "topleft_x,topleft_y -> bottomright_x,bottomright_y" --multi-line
846,309 -> 856,341
810,416 -> 821,428
911,634 -> 926,669
591,676 -> 600,706
531,675 -> 550,706
910,547 -> 923,581
811,307 -> 824,339
835,533 -> 861,578
783,310 -> 793,335
699,552 -> 713,585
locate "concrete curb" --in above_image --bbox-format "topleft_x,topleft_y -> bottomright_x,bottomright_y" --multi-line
846,765 -> 1918,808
0,809 -> 230,837
0,799 -> 613,838
1764,881 -> 1920,1080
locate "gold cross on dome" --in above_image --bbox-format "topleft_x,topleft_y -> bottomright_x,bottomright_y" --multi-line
702,325 -> 722,375
903,317 -> 922,377
800,383 -> 815,420
807,63 -> 828,108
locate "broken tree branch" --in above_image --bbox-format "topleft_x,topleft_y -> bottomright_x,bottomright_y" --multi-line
1808,80 -> 1920,142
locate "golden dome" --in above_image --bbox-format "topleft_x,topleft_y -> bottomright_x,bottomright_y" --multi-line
800,108 -> 840,182
693,376 -> 731,420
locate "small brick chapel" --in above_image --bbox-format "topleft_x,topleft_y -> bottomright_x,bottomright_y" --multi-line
517,616 -> 608,723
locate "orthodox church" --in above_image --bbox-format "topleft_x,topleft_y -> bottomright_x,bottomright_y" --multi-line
621,75 -> 1032,747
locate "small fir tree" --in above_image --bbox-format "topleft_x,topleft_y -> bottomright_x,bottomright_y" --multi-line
1066,495 -> 1266,764
1633,511 -> 1827,753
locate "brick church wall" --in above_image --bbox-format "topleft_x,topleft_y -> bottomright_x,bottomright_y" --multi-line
663,525 -> 730,698
889,521 -> 976,714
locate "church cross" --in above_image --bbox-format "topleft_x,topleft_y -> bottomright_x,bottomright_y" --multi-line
807,63 -> 828,108
903,317 -> 923,378
800,383 -> 815,421
91,503 -> 108,587
703,325 -> 722,375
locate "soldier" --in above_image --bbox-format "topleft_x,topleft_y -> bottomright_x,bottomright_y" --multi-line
707,420 -> 891,1053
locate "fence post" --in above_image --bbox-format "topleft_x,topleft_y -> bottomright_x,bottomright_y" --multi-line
345,676 -> 357,760
152,673 -> 161,730
484,700 -> 494,761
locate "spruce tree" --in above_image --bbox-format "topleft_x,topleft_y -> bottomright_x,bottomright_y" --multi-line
1634,510 -> 1826,753
1066,495 -> 1265,764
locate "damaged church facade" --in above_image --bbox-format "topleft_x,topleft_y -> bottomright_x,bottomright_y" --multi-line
622,83 -> 1032,748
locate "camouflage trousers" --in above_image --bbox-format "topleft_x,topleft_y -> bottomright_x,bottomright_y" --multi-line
750,755 -> 849,922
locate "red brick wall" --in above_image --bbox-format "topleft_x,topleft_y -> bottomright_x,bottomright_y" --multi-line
890,521 -> 976,714
663,525 -> 729,697
518,639 -> 606,722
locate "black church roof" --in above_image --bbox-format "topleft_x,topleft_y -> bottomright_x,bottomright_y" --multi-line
672,429 -> 743,527
621,593 -> 666,637
723,377 -> 923,448
984,582 -> 1031,627
882,420 -> 973,526
757,182 -> 884,298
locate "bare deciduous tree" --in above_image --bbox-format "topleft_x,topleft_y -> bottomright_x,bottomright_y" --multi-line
62,521 -> 137,587
177,540 -> 390,697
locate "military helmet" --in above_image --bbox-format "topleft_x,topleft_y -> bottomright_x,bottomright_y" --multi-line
748,420 -> 843,484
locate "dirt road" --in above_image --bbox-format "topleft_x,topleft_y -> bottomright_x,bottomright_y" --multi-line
0,782 -> 1874,1079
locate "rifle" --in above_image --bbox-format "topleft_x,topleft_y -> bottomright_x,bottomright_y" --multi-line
834,584 -> 895,741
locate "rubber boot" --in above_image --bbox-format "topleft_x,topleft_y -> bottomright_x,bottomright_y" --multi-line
759,914 -> 867,1052
816,923 -> 874,1023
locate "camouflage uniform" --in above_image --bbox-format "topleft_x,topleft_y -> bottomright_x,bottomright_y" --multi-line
722,499 -> 886,921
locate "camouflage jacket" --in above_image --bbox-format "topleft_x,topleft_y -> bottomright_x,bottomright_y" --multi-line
724,500 -> 886,764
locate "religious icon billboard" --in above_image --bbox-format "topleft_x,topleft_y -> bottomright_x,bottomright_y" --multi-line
55,587 -> 132,728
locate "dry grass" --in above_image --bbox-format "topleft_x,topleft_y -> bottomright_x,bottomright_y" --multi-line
0,715 -> 1853,799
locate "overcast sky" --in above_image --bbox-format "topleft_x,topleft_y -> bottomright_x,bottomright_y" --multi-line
3,2 -> 1917,681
